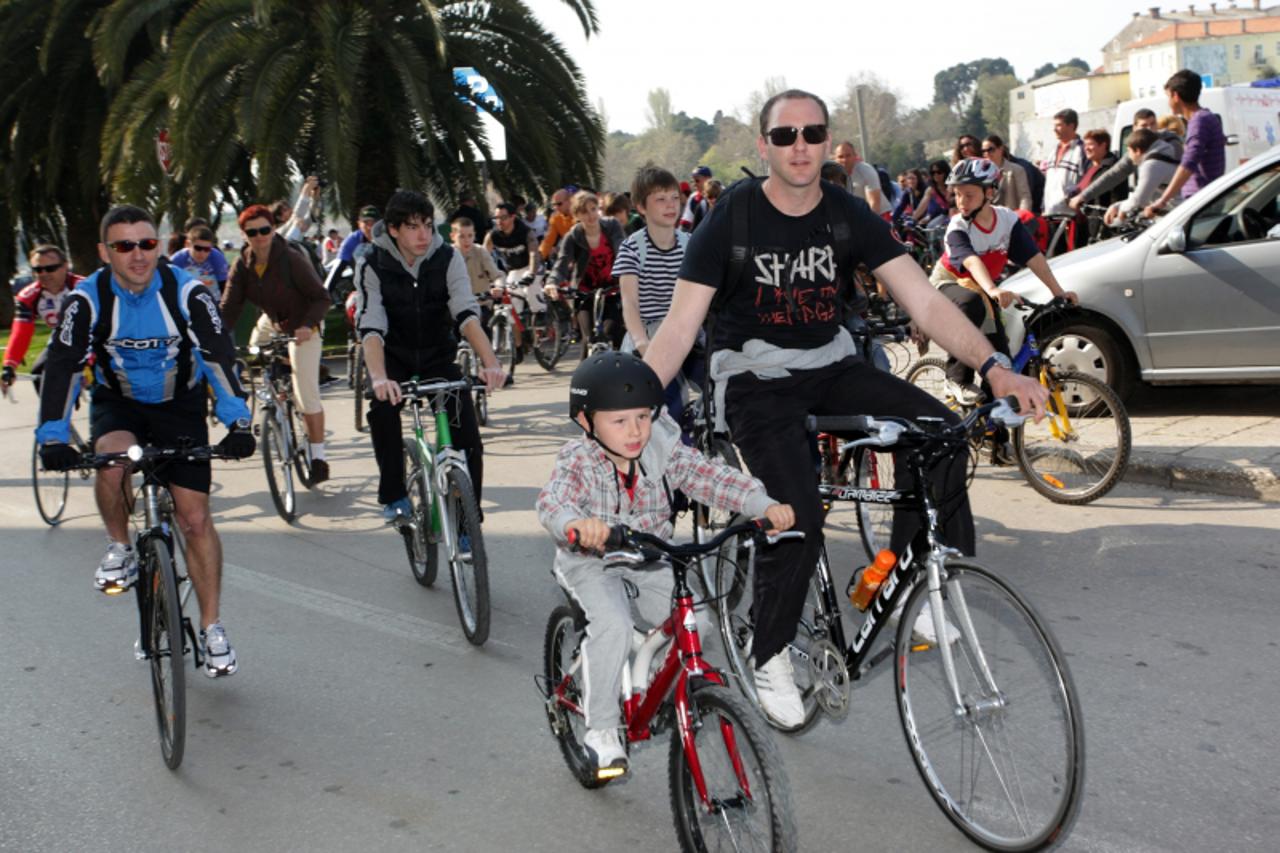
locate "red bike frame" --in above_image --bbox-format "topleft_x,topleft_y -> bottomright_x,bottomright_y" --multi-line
550,555 -> 755,807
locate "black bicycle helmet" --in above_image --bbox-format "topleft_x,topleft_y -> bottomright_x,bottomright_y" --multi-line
569,351 -> 664,422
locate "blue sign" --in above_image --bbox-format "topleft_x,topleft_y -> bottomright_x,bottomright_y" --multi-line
1200,73 -> 1215,89
453,67 -> 504,114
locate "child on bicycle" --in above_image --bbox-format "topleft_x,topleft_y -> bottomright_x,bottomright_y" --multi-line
926,158 -> 1077,411
537,352 -> 794,777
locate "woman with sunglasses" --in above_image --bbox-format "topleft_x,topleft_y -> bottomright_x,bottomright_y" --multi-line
981,135 -> 1033,212
891,168 -> 928,225
951,134 -> 981,165
222,204 -> 334,484
2,244 -> 82,398
912,160 -> 954,227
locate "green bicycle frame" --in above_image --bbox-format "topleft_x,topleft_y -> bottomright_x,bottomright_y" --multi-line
406,384 -> 460,540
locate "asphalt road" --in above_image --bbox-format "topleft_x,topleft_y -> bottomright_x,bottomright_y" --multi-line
2,368 -> 1278,852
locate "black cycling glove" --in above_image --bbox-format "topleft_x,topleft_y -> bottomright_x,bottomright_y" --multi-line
1,365 -> 15,386
40,442 -> 80,471
219,423 -> 256,460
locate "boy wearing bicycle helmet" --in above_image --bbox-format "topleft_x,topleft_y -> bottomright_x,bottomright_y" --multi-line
538,352 -> 794,778
928,158 -> 1076,408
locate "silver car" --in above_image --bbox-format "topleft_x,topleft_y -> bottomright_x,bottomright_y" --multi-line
1005,144 -> 1280,400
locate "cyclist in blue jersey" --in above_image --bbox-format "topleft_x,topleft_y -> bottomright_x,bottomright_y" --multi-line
36,205 -> 255,677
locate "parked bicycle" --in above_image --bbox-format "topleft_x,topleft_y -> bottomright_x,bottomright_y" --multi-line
542,518 -> 798,853
379,377 -> 490,645
906,297 -> 1132,504
250,335 -> 315,522
714,399 -> 1084,851
73,442 -> 240,769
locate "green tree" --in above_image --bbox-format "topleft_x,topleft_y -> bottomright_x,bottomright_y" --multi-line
933,58 -> 1016,118
102,0 -> 604,223
646,88 -> 673,131
976,73 -> 1019,139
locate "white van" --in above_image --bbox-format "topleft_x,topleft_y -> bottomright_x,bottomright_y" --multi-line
1111,86 -> 1280,165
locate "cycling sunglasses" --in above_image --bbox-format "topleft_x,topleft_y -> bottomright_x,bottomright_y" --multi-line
32,262 -> 64,273
243,226 -> 273,237
191,243 -> 214,252
107,239 -> 160,253
766,124 -> 828,147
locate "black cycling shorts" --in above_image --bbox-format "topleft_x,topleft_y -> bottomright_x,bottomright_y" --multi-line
89,385 -> 212,493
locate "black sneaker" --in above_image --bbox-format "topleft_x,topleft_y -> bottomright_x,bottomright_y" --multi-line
310,459 -> 330,483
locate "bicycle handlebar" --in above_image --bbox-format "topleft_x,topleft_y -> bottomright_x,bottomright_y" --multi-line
806,395 -> 1027,448
364,377 -> 472,401
74,444 -> 239,471
566,518 -> 803,567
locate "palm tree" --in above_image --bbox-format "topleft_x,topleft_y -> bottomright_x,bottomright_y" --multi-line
0,0 -> 116,278
102,0 -> 605,222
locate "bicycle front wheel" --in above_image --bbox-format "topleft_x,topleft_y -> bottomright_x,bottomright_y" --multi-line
403,439 -> 438,586
142,537 -> 187,770
289,402 -> 314,489
895,562 -> 1083,851
1014,371 -> 1130,504
905,356 -> 952,404
353,345 -> 368,433
32,439 -> 69,525
444,468 -> 490,645
530,305 -> 566,371
260,411 -> 297,522
668,685 -> 798,853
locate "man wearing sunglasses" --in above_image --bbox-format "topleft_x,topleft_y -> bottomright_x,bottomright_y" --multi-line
3,245 -> 82,398
34,204 -> 254,677
643,88 -> 1049,728
169,224 -> 228,301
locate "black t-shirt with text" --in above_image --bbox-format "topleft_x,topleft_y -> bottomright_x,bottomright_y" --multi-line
679,182 -> 905,351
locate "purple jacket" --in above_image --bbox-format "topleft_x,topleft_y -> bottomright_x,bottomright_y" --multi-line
1180,109 -> 1226,198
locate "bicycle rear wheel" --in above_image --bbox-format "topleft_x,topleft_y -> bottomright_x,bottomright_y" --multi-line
668,685 -> 798,853
353,346 -> 368,433
895,561 -> 1083,851
1014,371 -> 1130,504
543,604 -> 610,789
32,438 -> 69,526
141,537 -> 187,770
444,468 -> 490,645
403,439 -> 438,586
851,446 -> 897,561
260,410 -> 297,522
906,356 -> 952,404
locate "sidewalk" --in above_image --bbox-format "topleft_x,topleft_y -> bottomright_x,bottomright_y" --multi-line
1123,384 -> 1280,502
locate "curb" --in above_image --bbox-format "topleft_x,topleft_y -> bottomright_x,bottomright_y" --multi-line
1125,450 -> 1280,503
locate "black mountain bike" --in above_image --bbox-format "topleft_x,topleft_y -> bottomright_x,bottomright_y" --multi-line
74,443 -> 239,769
714,399 -> 1084,851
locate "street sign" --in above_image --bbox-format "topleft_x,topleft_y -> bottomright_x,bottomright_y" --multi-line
156,129 -> 173,176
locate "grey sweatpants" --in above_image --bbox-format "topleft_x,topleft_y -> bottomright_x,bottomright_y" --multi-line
554,558 -> 708,729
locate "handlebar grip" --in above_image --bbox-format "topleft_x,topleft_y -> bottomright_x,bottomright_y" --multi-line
805,414 -> 876,434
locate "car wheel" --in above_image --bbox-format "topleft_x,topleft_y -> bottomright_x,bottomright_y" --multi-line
1041,322 -> 1132,400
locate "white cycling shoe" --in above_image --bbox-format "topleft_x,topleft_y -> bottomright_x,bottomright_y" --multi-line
753,652 -> 806,728
95,541 -> 138,594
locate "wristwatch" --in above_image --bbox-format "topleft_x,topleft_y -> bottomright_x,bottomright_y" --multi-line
978,352 -> 1013,380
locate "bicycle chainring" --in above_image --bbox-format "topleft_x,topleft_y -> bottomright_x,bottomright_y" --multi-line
807,637 -> 851,718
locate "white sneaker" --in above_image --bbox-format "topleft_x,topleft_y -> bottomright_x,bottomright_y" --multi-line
753,652 -> 805,727
95,541 -> 138,594
583,727 -> 628,777
943,379 -> 982,407
200,621 -> 238,677
910,603 -> 961,646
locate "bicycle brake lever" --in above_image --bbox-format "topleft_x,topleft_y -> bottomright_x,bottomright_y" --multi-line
990,397 -> 1029,428
603,549 -> 648,568
762,531 -> 805,546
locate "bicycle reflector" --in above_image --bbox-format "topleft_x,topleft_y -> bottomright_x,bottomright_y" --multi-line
597,766 -> 626,780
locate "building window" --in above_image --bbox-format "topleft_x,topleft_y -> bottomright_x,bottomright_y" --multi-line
1256,44 -> 1265,64
1275,40 -> 1280,56
1234,43 -> 1242,60
1017,91 -> 1025,100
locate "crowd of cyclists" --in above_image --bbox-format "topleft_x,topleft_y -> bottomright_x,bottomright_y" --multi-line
0,67 -> 1229,849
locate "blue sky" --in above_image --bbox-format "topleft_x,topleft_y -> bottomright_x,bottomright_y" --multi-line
524,0 -> 1168,132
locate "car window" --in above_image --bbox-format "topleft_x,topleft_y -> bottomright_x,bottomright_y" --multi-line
1186,161 -> 1280,249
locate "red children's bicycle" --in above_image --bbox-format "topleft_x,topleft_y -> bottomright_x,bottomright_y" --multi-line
542,519 -> 799,853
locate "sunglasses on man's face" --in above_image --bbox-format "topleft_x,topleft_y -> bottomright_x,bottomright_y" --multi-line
191,244 -> 213,253
766,124 -> 828,147
107,239 -> 159,254
243,226 -> 273,237
32,262 -> 64,273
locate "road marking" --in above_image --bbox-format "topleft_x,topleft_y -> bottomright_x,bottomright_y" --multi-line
223,562 -> 515,656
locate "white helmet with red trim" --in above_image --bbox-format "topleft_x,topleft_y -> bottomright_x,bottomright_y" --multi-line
947,157 -> 1001,189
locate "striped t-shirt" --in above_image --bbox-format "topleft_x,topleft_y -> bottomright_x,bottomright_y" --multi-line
611,229 -> 686,323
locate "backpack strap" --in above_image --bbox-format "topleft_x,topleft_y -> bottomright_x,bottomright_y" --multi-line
92,268 -> 121,395
156,263 -> 195,392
